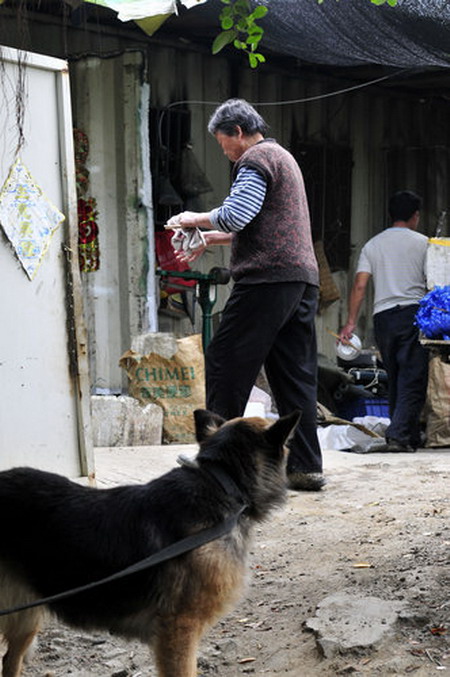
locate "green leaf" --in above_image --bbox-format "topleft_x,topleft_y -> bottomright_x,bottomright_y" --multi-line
247,23 -> 264,34
251,5 -> 268,19
247,28 -> 263,39
214,0 -> 268,67
212,29 -> 238,54
246,35 -> 262,45
221,16 -> 234,29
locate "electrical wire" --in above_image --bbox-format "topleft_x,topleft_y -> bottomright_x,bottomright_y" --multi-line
157,67 -> 414,144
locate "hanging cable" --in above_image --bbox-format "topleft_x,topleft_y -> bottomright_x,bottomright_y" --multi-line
157,67 -> 414,143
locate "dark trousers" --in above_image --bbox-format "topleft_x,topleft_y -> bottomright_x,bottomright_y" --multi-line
205,281 -> 323,474
373,304 -> 429,448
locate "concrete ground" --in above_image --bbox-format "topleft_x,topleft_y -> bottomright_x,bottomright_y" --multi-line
94,441 -> 450,488
89,441 -> 450,675
19,438 -> 450,675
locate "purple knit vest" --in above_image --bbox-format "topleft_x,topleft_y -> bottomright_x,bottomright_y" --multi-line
230,139 -> 319,286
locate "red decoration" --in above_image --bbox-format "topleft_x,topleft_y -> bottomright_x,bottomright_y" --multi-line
155,231 -> 196,296
74,129 -> 100,272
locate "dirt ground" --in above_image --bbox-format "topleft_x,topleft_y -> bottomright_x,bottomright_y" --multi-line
17,444 -> 450,677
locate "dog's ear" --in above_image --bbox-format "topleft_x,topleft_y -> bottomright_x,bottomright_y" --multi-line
194,409 -> 227,442
264,409 -> 302,449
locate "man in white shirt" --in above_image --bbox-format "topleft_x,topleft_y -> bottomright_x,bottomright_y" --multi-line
340,191 -> 429,452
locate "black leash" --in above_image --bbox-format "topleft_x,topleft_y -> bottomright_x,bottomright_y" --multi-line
0,503 -> 247,617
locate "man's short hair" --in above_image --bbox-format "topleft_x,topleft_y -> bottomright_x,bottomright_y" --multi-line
208,98 -> 268,137
388,191 -> 422,222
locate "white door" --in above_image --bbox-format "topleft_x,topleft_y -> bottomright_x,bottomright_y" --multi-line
0,47 -> 93,479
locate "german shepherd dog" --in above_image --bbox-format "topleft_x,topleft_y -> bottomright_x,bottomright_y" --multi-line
0,408 -> 300,677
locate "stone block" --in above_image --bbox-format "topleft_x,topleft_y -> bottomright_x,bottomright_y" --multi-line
91,395 -> 163,447
131,332 -> 178,358
305,593 -> 408,655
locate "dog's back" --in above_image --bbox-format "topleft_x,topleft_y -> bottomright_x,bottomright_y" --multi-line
0,409 -> 300,677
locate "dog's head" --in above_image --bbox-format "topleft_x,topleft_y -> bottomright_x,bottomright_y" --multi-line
193,409 -> 301,521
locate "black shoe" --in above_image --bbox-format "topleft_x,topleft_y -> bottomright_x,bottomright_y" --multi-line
386,439 -> 416,453
287,472 -> 326,491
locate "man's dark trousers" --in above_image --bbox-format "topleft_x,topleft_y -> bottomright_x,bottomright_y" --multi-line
205,281 -> 323,474
374,303 -> 429,448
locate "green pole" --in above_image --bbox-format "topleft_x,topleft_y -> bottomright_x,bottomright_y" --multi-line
197,280 -> 217,350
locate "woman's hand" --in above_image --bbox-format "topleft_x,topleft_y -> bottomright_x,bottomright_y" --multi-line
166,211 -> 213,230
174,244 -> 207,264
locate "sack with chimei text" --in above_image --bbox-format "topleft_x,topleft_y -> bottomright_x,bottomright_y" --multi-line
119,334 -> 205,444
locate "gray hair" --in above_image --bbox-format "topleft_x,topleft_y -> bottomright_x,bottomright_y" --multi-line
208,99 -> 268,137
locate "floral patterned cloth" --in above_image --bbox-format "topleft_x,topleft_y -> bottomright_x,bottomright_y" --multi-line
0,158 -> 65,280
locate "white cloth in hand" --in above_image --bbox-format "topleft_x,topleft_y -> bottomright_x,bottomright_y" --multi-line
171,228 -> 206,255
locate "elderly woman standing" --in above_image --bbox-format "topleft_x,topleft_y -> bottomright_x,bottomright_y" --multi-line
168,98 -> 324,491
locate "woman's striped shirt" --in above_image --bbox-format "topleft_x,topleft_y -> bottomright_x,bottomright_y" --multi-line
209,166 -> 267,233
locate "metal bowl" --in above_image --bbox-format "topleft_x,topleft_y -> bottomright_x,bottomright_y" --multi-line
335,334 -> 362,361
